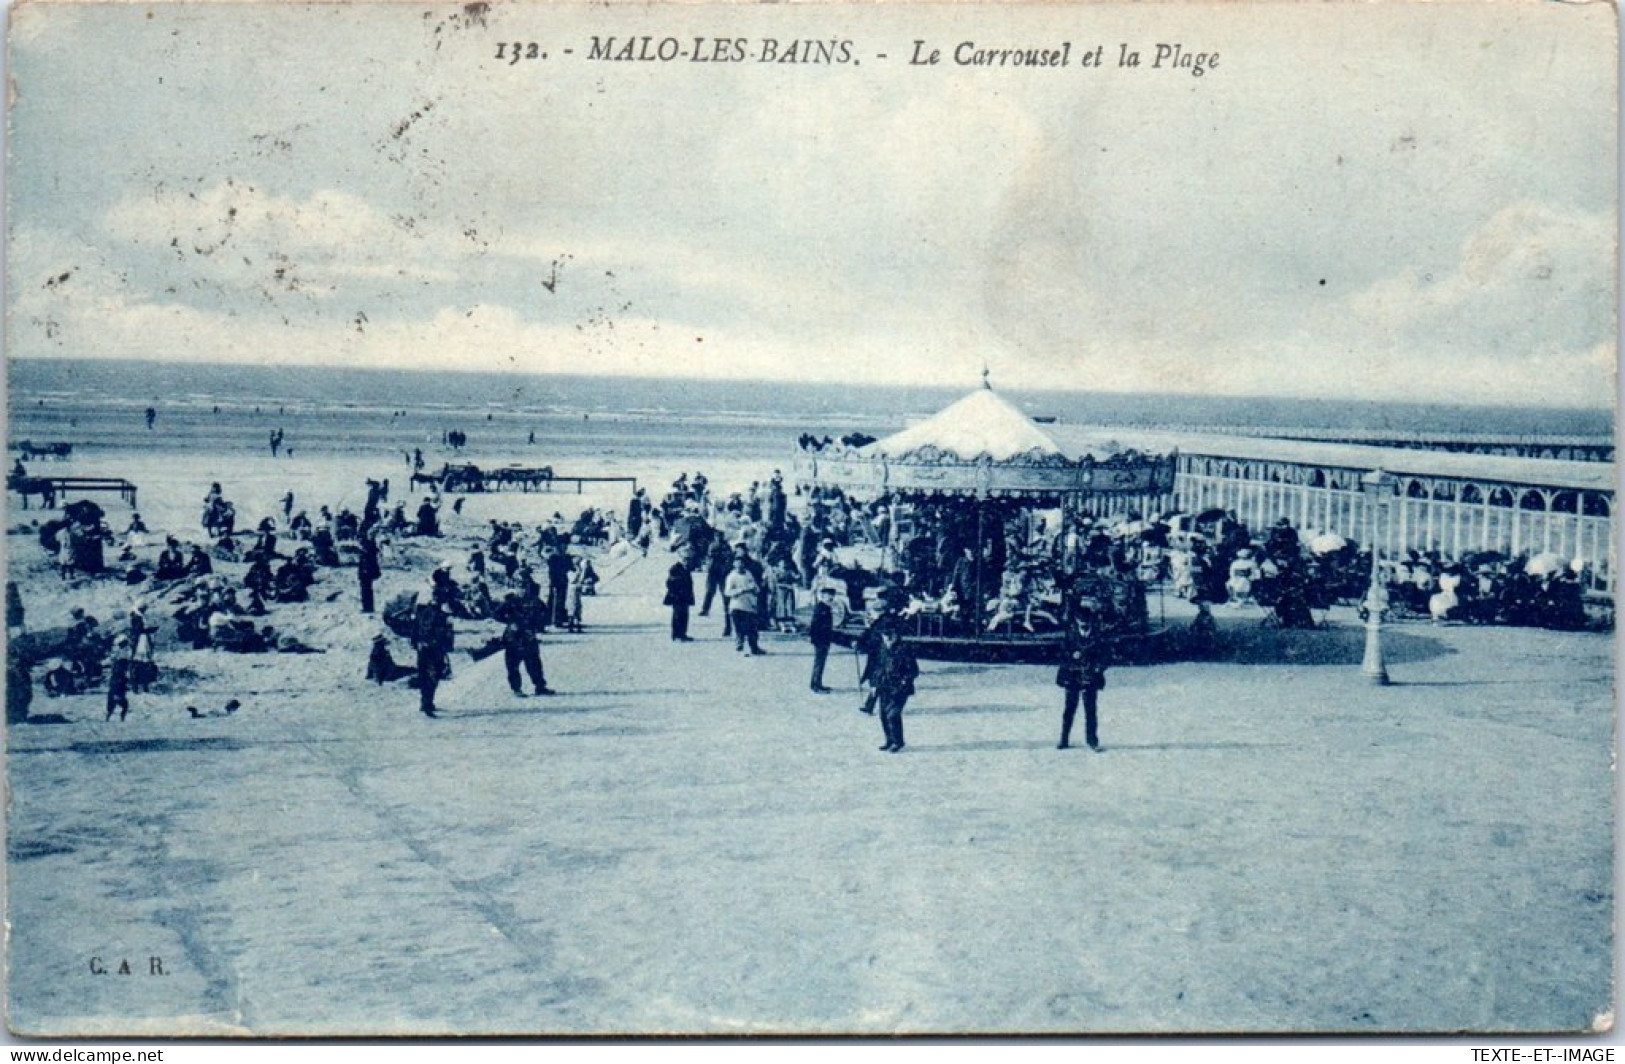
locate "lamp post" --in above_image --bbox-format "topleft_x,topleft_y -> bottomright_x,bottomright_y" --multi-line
1359,468 -> 1399,685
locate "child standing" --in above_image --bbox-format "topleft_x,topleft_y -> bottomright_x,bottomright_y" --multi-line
565,558 -> 585,633
772,558 -> 798,632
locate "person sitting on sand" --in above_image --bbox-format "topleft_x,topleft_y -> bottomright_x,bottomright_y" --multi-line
274,631 -> 324,654
367,634 -> 415,684
155,539 -> 187,582
335,508 -> 359,542
209,609 -> 266,653
311,526 -> 341,567
430,564 -> 465,617
188,699 -> 241,719
464,578 -> 494,621
186,545 -> 214,578
273,554 -> 314,603
41,657 -> 80,698
245,555 -> 275,599
245,519 -> 280,564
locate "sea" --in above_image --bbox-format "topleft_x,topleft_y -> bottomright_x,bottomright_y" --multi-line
4,358 -> 1614,464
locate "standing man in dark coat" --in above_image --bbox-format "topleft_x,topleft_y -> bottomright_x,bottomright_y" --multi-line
105,639 -> 133,721
808,586 -> 838,692
412,601 -> 454,717
872,626 -> 919,753
497,593 -> 553,696
1057,609 -> 1109,751
357,530 -> 382,614
627,489 -> 646,542
700,534 -> 732,620
663,562 -> 696,642
415,497 -> 441,537
545,546 -> 573,630
767,473 -> 787,533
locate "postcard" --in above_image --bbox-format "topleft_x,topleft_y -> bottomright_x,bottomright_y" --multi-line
4,0 -> 1615,1037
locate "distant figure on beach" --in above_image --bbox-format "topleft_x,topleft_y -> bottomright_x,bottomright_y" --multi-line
1056,609 -> 1108,752
145,406 -> 156,431
565,559 -> 585,633
626,489 -> 649,552
415,497 -> 441,538
545,546 -> 571,628
269,428 -> 284,458
6,581 -> 24,635
105,638 -> 132,721
664,562 -> 695,642
358,530 -> 382,614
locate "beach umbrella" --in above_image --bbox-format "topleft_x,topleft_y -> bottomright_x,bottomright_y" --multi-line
1525,552 -> 1566,577
382,592 -> 419,639
1308,533 -> 1348,555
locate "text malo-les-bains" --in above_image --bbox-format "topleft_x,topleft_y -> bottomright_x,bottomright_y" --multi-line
586,37 -> 856,64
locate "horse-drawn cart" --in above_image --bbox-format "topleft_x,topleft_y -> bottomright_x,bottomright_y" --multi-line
410,463 -> 636,495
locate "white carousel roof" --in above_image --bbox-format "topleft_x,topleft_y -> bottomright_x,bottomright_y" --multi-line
863,388 -> 1062,462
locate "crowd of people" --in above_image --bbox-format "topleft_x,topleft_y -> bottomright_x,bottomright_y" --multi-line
4,446 -> 1610,759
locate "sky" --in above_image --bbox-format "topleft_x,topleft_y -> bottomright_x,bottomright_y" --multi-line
5,0 -> 1618,406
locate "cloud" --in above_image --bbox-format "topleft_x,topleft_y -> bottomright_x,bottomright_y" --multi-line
1346,203 -> 1615,363
7,2 -> 1614,408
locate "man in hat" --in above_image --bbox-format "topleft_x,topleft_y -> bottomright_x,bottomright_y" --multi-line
700,532 -> 733,620
105,636 -> 132,721
1057,608 -> 1109,751
358,528 -> 382,614
808,585 -> 840,692
853,602 -> 903,715
872,626 -> 919,753
724,556 -> 764,655
497,592 -> 553,697
411,601 -> 455,717
545,544 -> 573,629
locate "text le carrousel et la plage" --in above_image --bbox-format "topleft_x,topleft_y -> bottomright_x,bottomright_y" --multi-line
491,37 -> 1220,77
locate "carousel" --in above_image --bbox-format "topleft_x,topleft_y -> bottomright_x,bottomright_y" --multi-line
793,381 -> 1178,662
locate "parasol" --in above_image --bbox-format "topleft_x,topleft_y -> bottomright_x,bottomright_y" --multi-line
1525,552 -> 1567,577
1308,533 -> 1348,554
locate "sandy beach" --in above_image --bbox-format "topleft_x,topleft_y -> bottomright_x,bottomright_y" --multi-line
6,0 -> 1615,1038
4,443 -> 1613,1036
